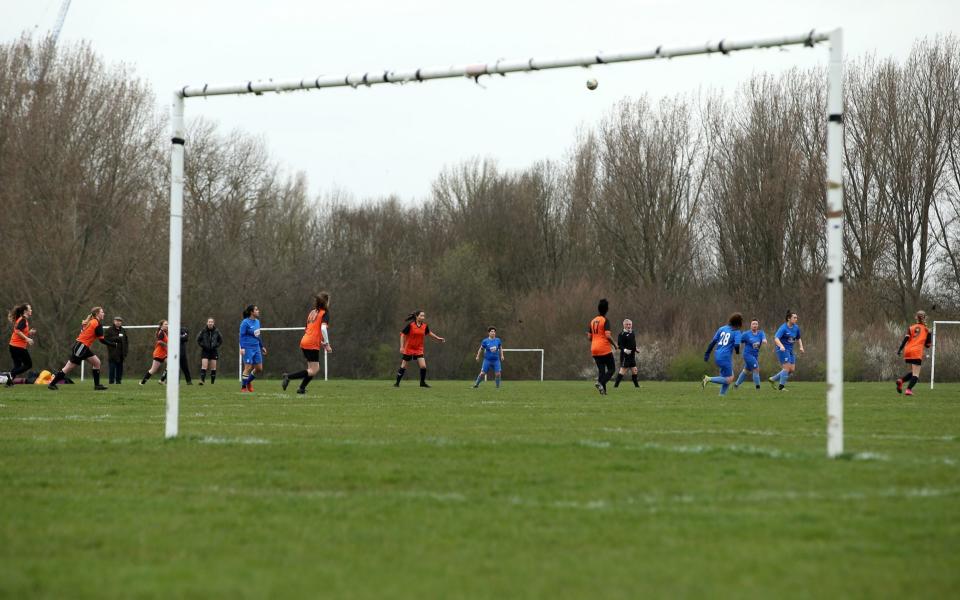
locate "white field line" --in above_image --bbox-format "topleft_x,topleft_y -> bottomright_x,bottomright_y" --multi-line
172,484 -> 960,511
198,436 -> 270,445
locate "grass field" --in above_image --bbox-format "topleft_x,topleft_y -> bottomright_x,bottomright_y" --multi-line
1,378 -> 958,598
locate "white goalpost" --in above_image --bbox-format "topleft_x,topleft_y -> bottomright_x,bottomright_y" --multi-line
164,30 -> 846,458
236,327 -> 329,382
930,320 -> 960,389
79,324 -> 155,381
482,348 -> 545,382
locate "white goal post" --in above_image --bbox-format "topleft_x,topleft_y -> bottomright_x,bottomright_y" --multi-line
930,321 -> 960,389
482,348 -> 545,381
79,324 -> 155,381
237,326 -> 329,382
164,30 -> 845,458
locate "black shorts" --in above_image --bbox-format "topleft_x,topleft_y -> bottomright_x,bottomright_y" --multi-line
68,342 -> 94,365
401,354 -> 424,362
905,358 -> 922,366
620,352 -> 637,368
201,349 -> 219,360
302,348 -> 321,363
593,353 -> 616,371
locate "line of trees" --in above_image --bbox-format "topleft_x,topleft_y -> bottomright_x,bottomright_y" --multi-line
1,34 -> 958,382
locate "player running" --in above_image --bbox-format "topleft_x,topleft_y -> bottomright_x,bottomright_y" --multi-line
282,293 -> 332,395
240,305 -> 267,392
734,318 -> 767,390
139,320 -> 169,385
613,318 -> 639,389
47,306 -> 116,390
5,303 -> 36,387
472,326 -> 504,389
394,310 -> 445,388
896,310 -> 931,396
702,313 -> 743,396
769,310 -> 804,391
588,298 -> 618,395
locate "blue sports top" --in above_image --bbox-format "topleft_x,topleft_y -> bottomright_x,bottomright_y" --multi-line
775,323 -> 801,352
741,330 -> 766,357
481,337 -> 502,360
239,318 -> 263,349
709,325 -> 741,362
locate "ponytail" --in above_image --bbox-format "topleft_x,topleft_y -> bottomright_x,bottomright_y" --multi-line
7,303 -> 28,323
243,304 -> 256,319
314,292 -> 330,311
82,306 -> 103,328
405,310 -> 423,323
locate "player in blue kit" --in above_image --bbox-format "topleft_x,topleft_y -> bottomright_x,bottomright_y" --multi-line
701,313 -> 743,396
734,318 -> 767,390
239,304 -> 267,392
769,310 -> 804,391
473,326 -> 505,388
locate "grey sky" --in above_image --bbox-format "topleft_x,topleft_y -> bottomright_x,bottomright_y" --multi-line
3,0 -> 958,201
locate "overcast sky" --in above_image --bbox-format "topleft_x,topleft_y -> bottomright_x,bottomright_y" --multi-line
3,0 -> 958,201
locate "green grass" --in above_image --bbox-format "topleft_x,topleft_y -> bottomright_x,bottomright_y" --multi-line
1,379 -> 958,599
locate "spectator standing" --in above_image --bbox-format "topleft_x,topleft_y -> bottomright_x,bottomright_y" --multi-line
103,316 -> 129,384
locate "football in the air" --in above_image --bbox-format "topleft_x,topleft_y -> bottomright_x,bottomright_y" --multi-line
586,78 -> 598,90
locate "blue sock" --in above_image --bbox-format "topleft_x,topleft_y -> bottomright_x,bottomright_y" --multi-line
709,376 -> 726,385
780,371 -> 789,386
243,373 -> 256,387
753,373 -> 761,387
474,374 -> 483,387
720,383 -> 729,396
770,370 -> 783,381
495,376 -> 501,388
735,370 -> 747,387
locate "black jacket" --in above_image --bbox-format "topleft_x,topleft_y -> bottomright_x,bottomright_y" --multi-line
196,327 -> 223,352
103,325 -> 129,362
178,327 -> 190,353
617,330 -> 637,356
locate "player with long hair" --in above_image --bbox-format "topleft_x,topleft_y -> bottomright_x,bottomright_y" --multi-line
588,298 -> 618,395
282,293 -> 332,395
472,326 -> 504,389
734,318 -> 767,390
896,310 -> 931,396
139,320 -> 169,385
769,310 -> 804,391
702,312 -> 743,396
394,310 -> 444,387
47,306 -> 115,390
240,305 -> 267,392
5,303 -> 36,387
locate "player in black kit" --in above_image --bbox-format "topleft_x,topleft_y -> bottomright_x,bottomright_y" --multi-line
614,318 -> 640,388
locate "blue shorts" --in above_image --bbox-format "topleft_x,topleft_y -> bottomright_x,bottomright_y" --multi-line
482,358 -> 501,373
776,349 -> 795,365
715,359 -> 733,378
743,354 -> 760,371
242,348 -> 263,365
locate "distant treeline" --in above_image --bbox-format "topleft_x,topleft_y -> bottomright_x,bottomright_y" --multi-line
1,34 -> 959,381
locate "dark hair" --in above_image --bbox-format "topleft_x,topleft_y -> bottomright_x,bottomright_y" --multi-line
597,298 -> 609,316
314,292 -> 330,311
488,326 -> 496,332
785,309 -> 796,322
750,317 -> 760,324
243,304 -> 257,318
7,303 -> 29,323
405,310 -> 424,323
728,312 -> 743,328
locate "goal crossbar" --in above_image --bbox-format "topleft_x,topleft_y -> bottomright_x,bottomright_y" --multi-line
481,348 -> 545,382
930,321 -> 960,389
237,326 -> 328,382
166,29 -> 845,459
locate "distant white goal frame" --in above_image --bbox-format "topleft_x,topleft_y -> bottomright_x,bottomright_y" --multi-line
930,321 -> 960,389
481,348 -> 545,381
79,324 -> 155,381
237,327 -> 329,382
163,30 -> 846,458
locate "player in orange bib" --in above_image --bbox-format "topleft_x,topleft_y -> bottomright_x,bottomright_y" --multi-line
5,303 -> 36,387
896,310 -> 931,396
588,298 -> 618,395
48,306 -> 116,390
282,292 -> 332,395
139,320 -> 169,385
394,310 -> 445,387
